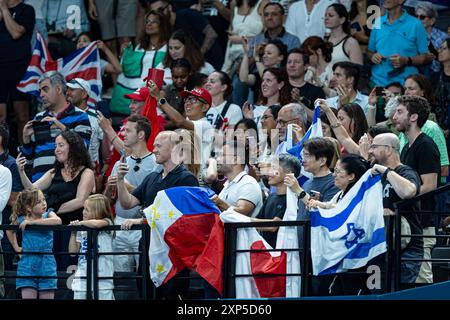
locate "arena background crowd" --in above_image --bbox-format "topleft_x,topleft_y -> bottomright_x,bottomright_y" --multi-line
0,0 -> 449,300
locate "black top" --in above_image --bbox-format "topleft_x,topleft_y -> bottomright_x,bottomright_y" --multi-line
287,82 -> 326,109
0,2 -> 35,64
45,167 -> 88,225
132,164 -> 199,208
400,133 -> 440,227
256,193 -> 286,248
382,164 -> 423,253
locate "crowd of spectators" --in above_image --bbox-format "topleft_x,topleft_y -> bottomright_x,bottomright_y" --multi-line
0,0 -> 449,300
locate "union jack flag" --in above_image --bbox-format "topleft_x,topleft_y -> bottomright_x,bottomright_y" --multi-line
17,32 -> 102,107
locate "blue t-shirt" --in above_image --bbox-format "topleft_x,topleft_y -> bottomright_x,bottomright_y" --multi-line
368,10 -> 429,86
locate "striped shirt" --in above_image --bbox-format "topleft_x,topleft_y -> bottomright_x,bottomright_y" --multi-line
21,103 -> 92,182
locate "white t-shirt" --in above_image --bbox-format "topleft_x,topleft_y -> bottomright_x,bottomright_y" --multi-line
206,101 -> 243,128
219,171 -> 263,218
192,118 -> 215,167
111,153 -> 160,219
0,165 -> 12,240
285,0 -> 336,43
71,220 -> 114,291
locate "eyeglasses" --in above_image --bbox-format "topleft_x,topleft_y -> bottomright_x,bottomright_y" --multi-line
276,118 -> 301,127
133,158 -> 142,172
302,152 -> 314,161
334,167 -> 346,175
369,144 -> 398,150
416,14 -> 429,20
185,96 -> 206,105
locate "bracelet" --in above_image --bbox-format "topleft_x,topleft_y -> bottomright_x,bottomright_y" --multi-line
111,135 -> 118,144
331,122 -> 342,129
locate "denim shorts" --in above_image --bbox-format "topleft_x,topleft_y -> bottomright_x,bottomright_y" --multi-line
16,254 -> 57,291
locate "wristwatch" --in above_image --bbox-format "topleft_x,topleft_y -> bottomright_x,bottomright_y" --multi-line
158,98 -> 167,106
407,57 -> 413,66
297,191 -> 307,199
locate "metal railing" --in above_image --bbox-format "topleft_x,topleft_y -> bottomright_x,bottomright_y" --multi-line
223,220 -> 310,298
0,224 -> 148,300
391,183 -> 450,292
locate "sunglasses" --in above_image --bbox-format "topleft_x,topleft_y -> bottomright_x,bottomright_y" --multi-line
133,158 -> 142,172
185,96 -> 207,105
416,14 -> 429,20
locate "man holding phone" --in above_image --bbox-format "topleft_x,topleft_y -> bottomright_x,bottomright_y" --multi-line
105,115 -> 159,273
20,72 -> 92,182
117,130 -> 199,299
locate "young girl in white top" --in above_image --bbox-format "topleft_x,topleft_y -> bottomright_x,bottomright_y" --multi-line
69,194 -> 115,300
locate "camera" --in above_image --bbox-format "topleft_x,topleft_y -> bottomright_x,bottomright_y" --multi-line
32,121 -> 52,143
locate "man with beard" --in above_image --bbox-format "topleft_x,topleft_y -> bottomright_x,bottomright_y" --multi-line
20,72 -> 91,182
66,78 -> 105,169
210,139 -> 263,217
392,95 -> 440,284
285,49 -> 325,121
368,132 -> 423,286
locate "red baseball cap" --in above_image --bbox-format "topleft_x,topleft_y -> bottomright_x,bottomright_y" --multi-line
124,87 -> 149,101
180,87 -> 212,106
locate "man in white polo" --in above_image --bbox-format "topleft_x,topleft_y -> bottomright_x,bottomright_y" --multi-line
211,139 -> 263,217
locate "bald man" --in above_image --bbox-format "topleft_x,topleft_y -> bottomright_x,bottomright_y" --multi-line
117,131 -> 199,211
116,130 -> 199,299
368,132 -> 424,286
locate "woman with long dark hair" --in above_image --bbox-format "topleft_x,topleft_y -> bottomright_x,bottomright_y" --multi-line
317,98 -> 368,155
307,153 -> 372,296
240,38 -> 288,89
164,29 -> 215,75
301,36 -> 335,97
205,71 -> 243,129
348,0 -> 378,53
324,3 -> 363,65
16,131 -> 95,271
242,68 -> 290,129
110,10 -> 172,114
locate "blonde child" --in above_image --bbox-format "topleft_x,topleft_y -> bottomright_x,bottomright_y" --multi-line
6,188 -> 62,299
69,194 -> 115,300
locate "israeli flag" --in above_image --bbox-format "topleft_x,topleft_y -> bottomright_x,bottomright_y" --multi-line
310,170 -> 386,276
288,105 -> 323,182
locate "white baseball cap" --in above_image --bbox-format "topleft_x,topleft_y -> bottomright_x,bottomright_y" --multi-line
67,78 -> 91,96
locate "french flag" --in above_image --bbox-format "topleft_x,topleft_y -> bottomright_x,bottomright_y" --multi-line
143,187 -> 224,294
220,187 -> 301,298
17,32 -> 102,108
